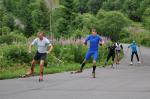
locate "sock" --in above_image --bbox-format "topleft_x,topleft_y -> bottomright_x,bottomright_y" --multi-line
92,66 -> 96,73
80,63 -> 85,71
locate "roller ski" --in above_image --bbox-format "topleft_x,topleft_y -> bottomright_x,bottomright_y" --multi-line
70,70 -> 82,74
20,72 -> 35,78
39,76 -> 44,82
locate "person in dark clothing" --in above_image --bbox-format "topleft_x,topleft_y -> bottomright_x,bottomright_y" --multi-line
103,43 -> 116,68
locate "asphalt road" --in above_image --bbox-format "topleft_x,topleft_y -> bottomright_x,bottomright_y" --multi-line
0,44 -> 150,99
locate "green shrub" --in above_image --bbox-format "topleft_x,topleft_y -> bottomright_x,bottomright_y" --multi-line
0,32 -> 27,44
0,44 -> 34,67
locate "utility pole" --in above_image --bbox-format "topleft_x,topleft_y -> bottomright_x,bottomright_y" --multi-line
44,0 -> 59,39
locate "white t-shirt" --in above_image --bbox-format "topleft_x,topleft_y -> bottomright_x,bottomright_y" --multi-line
32,37 -> 51,53
115,43 -> 121,51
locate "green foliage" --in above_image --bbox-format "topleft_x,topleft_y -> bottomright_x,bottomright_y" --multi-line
121,29 -> 150,47
0,27 -> 10,35
139,0 -> 150,16
102,0 -> 124,11
74,0 -> 88,14
31,0 -> 50,33
0,32 -> 27,44
87,0 -> 104,14
0,44 -> 32,67
97,10 -> 130,41
142,8 -> 150,30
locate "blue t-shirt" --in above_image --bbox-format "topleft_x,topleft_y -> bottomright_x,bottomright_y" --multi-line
85,34 -> 102,51
128,43 -> 137,52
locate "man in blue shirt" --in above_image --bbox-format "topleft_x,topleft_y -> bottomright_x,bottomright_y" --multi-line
76,29 -> 103,78
128,41 -> 141,65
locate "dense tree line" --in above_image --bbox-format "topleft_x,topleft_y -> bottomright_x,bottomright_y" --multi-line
0,0 -> 149,41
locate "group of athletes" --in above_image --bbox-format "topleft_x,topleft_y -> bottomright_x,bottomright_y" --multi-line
24,29 -> 141,81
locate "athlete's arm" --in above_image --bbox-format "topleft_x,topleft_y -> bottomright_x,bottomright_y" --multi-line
47,44 -> 53,54
99,36 -> 104,46
128,44 -> 131,48
29,38 -> 37,53
121,45 -> 123,49
84,35 -> 90,45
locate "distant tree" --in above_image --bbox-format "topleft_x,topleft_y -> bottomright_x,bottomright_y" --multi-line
123,0 -> 142,21
142,8 -> 150,30
97,11 -> 130,41
102,0 -> 125,11
74,0 -> 88,14
87,0 -> 105,14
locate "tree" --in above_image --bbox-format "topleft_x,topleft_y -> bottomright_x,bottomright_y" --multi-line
31,0 -> 50,33
139,0 -> 150,16
97,11 -> 130,41
74,0 -> 88,14
123,0 -> 142,21
142,8 -> 150,30
102,0 -> 125,11
58,0 -> 75,35
87,0 -> 105,14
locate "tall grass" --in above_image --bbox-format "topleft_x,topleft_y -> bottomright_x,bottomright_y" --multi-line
0,37 -> 111,79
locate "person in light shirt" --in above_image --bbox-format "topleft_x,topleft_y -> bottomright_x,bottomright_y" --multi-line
26,32 -> 53,81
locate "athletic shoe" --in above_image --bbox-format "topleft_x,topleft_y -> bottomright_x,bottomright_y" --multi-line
137,61 -> 141,64
130,62 -> 133,65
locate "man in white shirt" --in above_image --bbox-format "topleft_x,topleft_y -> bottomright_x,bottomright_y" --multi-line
27,32 -> 53,81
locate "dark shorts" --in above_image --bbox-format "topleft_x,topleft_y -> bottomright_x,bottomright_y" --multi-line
34,51 -> 47,61
116,50 -> 121,54
107,53 -> 115,61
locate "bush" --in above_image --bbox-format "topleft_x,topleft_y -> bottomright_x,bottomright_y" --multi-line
96,10 -> 130,41
0,44 -> 33,67
0,32 -> 27,44
0,27 -> 10,36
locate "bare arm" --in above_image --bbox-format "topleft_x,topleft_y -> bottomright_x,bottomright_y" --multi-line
47,44 -> 53,54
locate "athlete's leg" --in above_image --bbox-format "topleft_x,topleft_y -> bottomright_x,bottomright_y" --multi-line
111,53 -> 115,67
106,53 -> 111,63
77,51 -> 92,73
104,53 -> 111,67
39,60 -> 44,81
28,51 -> 40,74
131,52 -> 135,62
116,50 -> 120,64
135,52 -> 139,61
92,60 -> 96,78
31,59 -> 36,73
118,52 -> 120,63
80,60 -> 86,72
26,59 -> 36,75
92,51 -> 98,78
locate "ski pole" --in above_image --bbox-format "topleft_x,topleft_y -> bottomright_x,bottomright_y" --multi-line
51,55 -> 64,64
138,46 -> 144,64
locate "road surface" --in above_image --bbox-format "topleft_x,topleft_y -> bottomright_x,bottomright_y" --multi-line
0,44 -> 150,99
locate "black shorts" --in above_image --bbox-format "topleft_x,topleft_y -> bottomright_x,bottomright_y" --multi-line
107,53 -> 115,61
116,50 -> 121,54
34,51 -> 47,61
